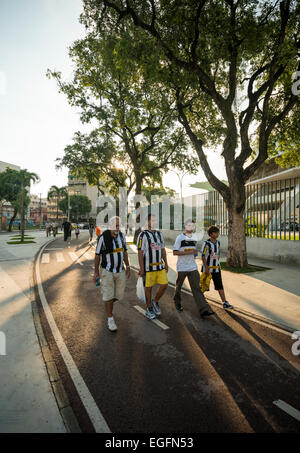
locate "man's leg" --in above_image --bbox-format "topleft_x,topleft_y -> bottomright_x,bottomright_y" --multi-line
218,289 -> 226,302
145,286 -> 153,308
174,272 -> 187,309
105,299 -> 115,317
153,283 -> 168,303
187,270 -> 211,315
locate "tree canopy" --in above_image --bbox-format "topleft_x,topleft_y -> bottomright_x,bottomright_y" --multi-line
49,32 -> 199,196
84,0 -> 300,267
58,194 -> 92,220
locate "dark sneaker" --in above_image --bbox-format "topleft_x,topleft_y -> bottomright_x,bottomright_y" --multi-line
223,301 -> 234,310
146,307 -> 156,320
151,300 -> 161,316
174,301 -> 183,312
201,310 -> 215,319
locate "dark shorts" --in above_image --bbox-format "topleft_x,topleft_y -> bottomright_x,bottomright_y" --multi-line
212,271 -> 223,291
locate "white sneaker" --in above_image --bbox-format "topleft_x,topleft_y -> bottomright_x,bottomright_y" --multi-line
107,317 -> 117,332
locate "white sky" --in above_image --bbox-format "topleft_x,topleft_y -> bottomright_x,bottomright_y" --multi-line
0,0 -> 227,199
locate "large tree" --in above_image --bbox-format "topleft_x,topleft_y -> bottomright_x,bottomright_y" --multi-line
0,168 -> 39,235
87,0 -> 300,267
48,33 -> 198,198
47,185 -> 67,220
58,194 -> 92,221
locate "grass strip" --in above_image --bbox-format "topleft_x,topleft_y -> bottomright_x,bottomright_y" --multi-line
220,261 -> 271,273
7,240 -> 36,245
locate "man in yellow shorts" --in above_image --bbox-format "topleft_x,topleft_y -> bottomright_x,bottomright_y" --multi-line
137,214 -> 168,320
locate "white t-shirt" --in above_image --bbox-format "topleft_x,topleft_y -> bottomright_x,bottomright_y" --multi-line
173,233 -> 198,272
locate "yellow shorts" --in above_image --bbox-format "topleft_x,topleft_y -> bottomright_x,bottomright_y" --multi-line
145,269 -> 168,288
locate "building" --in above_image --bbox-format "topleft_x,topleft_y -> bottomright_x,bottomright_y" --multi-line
188,157 -> 299,240
244,158 -> 299,238
29,194 -> 48,225
46,197 -> 65,223
68,174 -> 98,219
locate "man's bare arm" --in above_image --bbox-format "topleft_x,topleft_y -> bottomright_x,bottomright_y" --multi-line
173,250 -> 196,256
94,254 -> 100,281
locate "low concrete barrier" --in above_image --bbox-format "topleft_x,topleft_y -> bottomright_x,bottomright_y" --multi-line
160,230 -> 300,266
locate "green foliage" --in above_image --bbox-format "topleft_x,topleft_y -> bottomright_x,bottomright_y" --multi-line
0,168 -> 39,225
87,0 -> 299,191
48,31 -> 199,195
142,185 -> 176,203
58,194 -> 92,219
47,185 -> 67,201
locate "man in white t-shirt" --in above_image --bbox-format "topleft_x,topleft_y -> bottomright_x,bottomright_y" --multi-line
173,219 -> 214,319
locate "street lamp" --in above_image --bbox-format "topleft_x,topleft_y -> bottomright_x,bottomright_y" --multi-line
169,170 -> 190,204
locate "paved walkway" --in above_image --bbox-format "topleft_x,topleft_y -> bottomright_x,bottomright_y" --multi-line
0,230 -> 66,433
127,240 -> 300,333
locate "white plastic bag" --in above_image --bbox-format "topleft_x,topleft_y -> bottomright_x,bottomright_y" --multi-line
136,276 -> 146,304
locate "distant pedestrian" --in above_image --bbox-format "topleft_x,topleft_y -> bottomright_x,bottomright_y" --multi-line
75,225 -> 80,239
62,218 -> 72,242
136,213 -> 168,320
89,224 -> 94,242
94,217 -> 130,332
52,222 -> 58,237
200,226 -> 233,310
46,222 -> 51,237
173,219 -> 215,318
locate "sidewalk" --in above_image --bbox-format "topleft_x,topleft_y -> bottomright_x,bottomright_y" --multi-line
0,230 -> 66,433
127,241 -> 300,333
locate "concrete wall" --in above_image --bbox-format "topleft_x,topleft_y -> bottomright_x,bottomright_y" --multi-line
160,230 -> 300,266
218,235 -> 300,266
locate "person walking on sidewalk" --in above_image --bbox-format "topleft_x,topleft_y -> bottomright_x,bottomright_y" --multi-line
173,219 -> 215,319
89,223 -> 94,242
200,226 -> 233,310
137,213 -> 168,320
94,216 -> 130,332
62,218 -> 72,243
75,225 -> 80,240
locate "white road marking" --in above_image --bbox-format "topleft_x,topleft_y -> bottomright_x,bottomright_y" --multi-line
36,242 -> 111,433
44,248 -> 63,251
84,252 -> 93,260
56,252 -> 65,263
69,252 -> 83,266
134,305 -> 170,330
273,400 -> 300,422
41,253 -> 50,264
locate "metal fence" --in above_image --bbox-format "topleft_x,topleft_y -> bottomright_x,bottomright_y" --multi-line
191,177 -> 300,240
153,177 -> 299,241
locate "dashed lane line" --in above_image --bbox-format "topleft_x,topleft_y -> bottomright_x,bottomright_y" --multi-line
134,305 -> 170,331
273,400 -> 300,422
56,252 -> 65,263
69,252 -> 83,266
41,253 -> 50,264
36,241 -> 111,433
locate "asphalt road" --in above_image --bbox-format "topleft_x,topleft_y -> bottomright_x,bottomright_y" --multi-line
35,233 -> 300,433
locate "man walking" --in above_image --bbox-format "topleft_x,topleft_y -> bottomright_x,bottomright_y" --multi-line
173,219 -> 215,318
94,216 -> 130,332
89,223 -> 95,242
62,218 -> 72,243
200,225 -> 233,310
137,213 -> 168,320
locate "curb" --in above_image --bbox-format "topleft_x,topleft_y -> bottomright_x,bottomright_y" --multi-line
30,239 -> 81,433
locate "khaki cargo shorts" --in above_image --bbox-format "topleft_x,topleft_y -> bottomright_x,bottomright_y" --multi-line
101,268 -> 126,302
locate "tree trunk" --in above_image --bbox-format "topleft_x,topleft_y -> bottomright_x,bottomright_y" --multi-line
8,207 -> 18,232
227,205 -> 248,268
133,174 -> 142,243
21,186 -> 25,243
